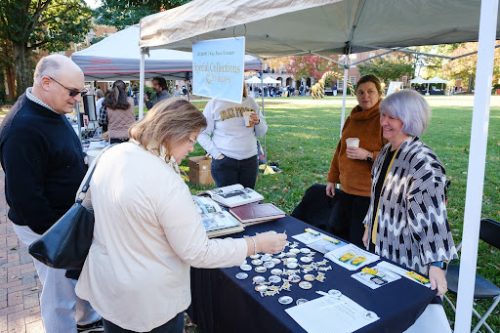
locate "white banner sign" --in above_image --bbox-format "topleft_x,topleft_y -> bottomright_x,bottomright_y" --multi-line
192,37 -> 245,103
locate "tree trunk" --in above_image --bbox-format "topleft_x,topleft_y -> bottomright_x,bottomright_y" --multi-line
13,42 -> 33,97
6,66 -> 16,101
0,68 -> 5,104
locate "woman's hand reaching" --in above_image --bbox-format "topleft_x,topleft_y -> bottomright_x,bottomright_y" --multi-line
246,231 -> 287,256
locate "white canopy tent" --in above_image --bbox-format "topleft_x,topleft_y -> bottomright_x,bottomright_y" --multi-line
245,76 -> 262,84
410,77 -> 449,95
71,25 -> 262,81
410,77 -> 428,84
139,0 -> 499,126
428,77 -> 449,84
262,76 -> 281,85
138,1 -> 498,331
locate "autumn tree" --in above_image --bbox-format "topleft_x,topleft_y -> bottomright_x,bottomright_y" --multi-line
0,0 -> 92,97
441,42 -> 500,92
94,0 -> 190,30
285,55 -> 337,81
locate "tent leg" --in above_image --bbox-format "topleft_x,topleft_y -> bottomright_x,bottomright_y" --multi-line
138,50 -> 146,120
454,0 -> 498,332
340,56 -> 350,136
259,69 -> 267,165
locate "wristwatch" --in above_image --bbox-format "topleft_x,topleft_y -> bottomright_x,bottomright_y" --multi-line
430,261 -> 448,270
366,152 -> 373,162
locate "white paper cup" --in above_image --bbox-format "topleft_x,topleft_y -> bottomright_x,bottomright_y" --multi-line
243,111 -> 253,127
346,137 -> 360,148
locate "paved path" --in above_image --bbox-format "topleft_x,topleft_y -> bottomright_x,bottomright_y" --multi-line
0,168 -> 44,333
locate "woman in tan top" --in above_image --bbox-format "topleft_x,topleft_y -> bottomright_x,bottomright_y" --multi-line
326,74 -> 386,247
76,98 -> 286,333
102,80 -> 136,144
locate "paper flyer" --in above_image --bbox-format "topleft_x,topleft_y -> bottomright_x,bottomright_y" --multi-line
307,237 -> 347,254
351,264 -> 401,289
286,294 -> 379,333
376,261 -> 432,287
325,244 -> 380,271
292,230 -> 324,245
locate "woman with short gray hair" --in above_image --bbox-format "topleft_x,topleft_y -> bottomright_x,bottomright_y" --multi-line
362,90 -> 458,297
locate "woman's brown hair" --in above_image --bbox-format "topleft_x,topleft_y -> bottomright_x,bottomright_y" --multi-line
356,74 -> 383,96
103,80 -> 130,110
129,98 -> 206,157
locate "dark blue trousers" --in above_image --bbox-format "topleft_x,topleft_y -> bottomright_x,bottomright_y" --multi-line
211,155 -> 258,189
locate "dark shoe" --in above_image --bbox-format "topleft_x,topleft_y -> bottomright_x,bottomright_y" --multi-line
77,319 -> 104,333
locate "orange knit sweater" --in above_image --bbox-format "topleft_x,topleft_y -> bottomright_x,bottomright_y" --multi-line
327,101 -> 386,197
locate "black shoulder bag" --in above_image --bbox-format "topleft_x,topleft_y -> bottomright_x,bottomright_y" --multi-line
28,146 -> 112,270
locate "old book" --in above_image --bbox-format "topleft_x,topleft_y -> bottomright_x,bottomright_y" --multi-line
199,183 -> 264,208
229,203 -> 285,226
192,196 -> 244,238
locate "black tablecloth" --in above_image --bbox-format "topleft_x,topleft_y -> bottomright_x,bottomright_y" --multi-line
190,216 -> 436,333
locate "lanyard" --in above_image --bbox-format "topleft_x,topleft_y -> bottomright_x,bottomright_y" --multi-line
371,148 -> 399,244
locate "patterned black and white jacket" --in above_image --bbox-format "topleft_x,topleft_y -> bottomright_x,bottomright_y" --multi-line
364,137 -> 458,274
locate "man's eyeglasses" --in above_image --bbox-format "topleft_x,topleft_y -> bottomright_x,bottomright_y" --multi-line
48,76 -> 88,97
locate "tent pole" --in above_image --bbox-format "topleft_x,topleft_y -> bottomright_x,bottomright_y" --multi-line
139,49 -> 146,120
340,56 -> 349,136
260,69 -> 265,112
454,0 -> 498,332
259,68 -> 267,165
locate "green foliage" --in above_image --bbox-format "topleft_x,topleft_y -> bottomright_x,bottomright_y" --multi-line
358,57 -> 413,84
0,0 -> 92,95
0,0 -> 92,51
94,0 -> 190,29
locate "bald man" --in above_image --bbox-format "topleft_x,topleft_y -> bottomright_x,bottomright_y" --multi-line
0,55 -> 103,332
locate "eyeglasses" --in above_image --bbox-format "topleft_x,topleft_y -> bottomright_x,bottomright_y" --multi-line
48,76 -> 88,97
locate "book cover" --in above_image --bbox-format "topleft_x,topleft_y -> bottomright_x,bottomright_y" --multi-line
200,184 -> 264,208
229,203 -> 285,225
192,196 -> 244,238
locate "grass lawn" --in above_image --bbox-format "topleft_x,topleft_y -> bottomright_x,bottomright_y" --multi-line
186,95 -> 499,331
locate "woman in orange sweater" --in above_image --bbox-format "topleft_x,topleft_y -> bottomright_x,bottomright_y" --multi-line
326,75 -> 385,247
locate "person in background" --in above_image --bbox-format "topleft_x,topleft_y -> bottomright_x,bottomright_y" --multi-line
173,84 -> 182,97
76,98 -> 286,333
326,74 -> 386,247
100,80 -> 135,144
198,85 -> 268,189
0,54 -> 103,332
144,76 -> 170,109
95,89 -> 105,115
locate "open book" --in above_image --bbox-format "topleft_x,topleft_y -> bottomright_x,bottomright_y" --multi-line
199,184 -> 264,208
192,196 -> 244,238
229,203 -> 285,226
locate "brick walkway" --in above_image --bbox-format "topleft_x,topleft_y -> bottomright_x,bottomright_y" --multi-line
0,169 -> 44,333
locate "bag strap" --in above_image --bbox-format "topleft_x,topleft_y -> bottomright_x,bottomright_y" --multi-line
76,144 -> 114,203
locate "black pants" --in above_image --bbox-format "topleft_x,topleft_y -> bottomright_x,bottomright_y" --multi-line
103,312 -> 183,333
110,138 -> 129,144
211,154 -> 258,189
292,185 -> 369,248
334,191 -> 370,248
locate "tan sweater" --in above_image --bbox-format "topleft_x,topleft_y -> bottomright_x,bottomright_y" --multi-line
327,101 -> 386,197
107,97 -> 136,139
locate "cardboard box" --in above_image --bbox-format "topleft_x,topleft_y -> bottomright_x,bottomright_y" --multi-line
188,156 -> 215,185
